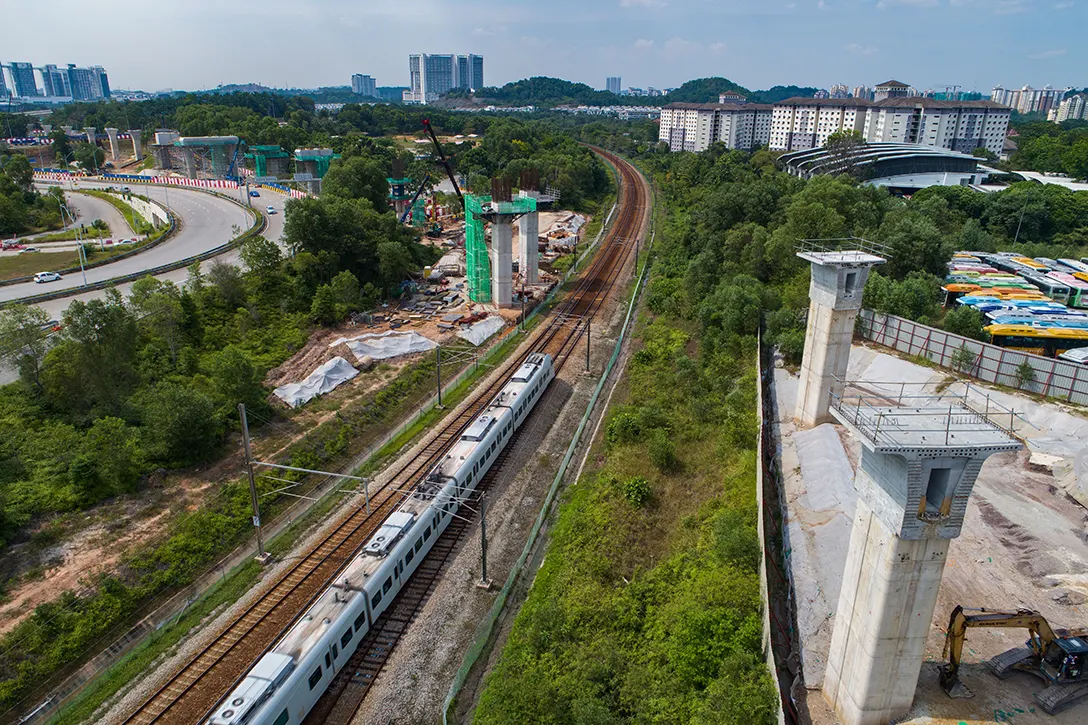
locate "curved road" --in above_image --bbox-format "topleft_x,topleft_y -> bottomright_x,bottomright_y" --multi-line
13,183 -> 287,318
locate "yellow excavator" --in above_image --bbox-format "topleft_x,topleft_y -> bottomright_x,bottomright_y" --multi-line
940,605 -> 1088,714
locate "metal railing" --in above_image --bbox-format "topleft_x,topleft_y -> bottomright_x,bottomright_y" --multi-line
795,236 -> 892,260
829,379 -> 1031,447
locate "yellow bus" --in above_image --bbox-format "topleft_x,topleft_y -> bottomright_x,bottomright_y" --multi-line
985,324 -> 1088,358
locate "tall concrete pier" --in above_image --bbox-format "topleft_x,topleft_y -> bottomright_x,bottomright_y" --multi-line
794,241 -> 885,427
517,192 -> 540,285
822,388 -> 1020,725
491,221 -> 514,306
105,128 -> 121,160
128,129 -> 143,161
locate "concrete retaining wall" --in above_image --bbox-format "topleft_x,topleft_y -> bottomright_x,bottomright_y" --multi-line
127,195 -> 169,228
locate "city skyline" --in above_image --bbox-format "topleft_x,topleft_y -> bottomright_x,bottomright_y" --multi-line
1,1 -> 1084,94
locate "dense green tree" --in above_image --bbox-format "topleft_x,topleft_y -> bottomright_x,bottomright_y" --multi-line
0,305 -> 53,392
72,142 -> 105,172
321,156 -> 390,210
942,305 -> 988,341
136,382 -> 221,465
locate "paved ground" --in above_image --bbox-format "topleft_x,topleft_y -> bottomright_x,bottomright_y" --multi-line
9,191 -> 134,249
774,345 -> 1088,725
2,180 -> 265,306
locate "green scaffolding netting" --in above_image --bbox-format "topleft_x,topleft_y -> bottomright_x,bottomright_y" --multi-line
411,198 -> 427,228
464,195 -> 492,303
464,194 -> 537,304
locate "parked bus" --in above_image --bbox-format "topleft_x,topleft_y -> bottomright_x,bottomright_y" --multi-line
985,325 -> 1088,358
1057,259 -> 1088,275
1046,271 -> 1088,309
1020,272 -> 1071,304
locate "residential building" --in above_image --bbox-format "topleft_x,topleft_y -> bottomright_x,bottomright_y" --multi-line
90,66 -> 110,99
457,55 -> 484,91
767,96 -> 1012,157
41,64 -> 70,97
351,74 -> 377,97
658,102 -> 772,152
814,89 -> 831,99
719,91 -> 746,104
991,85 -> 1072,115
404,53 -> 482,103
0,67 -> 7,98
873,79 -> 910,101
606,76 -> 622,95
8,62 -> 38,97
769,98 -> 869,152
862,98 -> 1009,156
830,84 -> 850,99
852,86 -> 873,101
1055,94 -> 1087,123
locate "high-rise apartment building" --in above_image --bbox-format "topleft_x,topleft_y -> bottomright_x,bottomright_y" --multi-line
863,98 -> 1009,156
658,102 -> 773,152
41,64 -> 70,97
830,84 -> 850,99
66,64 -> 110,101
0,68 -> 7,98
8,62 -> 39,97
1055,94 -> 1087,123
606,76 -> 622,95
351,74 -> 378,97
767,97 -> 1010,157
458,55 -> 484,91
991,85 -> 1072,115
404,53 -> 483,103
770,99 -> 869,152
852,86 -> 873,101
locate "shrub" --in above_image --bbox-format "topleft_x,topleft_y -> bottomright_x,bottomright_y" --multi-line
777,328 -> 806,366
623,476 -> 652,507
943,305 -> 987,341
950,344 -> 976,374
1015,360 -> 1036,389
648,428 -> 678,472
605,411 -> 641,445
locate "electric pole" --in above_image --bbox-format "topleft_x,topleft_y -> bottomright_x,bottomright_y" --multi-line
239,403 -> 267,562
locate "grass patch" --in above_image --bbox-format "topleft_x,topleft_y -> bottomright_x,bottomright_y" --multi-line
472,306 -> 777,723
0,246 -> 131,281
76,190 -> 152,235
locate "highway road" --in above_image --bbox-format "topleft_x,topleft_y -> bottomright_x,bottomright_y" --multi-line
7,182 -> 287,318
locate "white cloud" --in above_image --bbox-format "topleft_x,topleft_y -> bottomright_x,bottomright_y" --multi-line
818,0 -> 827,8
1054,0 -> 1074,7
1028,48 -> 1067,59
709,42 -> 727,53
663,37 -> 701,58
844,42 -> 878,56
619,0 -> 664,7
633,38 -> 655,50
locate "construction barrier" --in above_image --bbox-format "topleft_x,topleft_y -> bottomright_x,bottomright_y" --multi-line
34,171 -> 312,198
858,310 -> 1088,406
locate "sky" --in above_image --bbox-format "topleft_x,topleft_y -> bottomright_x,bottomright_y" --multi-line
4,0 -> 1085,94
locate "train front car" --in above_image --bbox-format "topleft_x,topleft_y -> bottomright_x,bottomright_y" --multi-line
206,352 -> 555,725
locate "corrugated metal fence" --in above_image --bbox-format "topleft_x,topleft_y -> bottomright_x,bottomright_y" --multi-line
857,310 -> 1088,405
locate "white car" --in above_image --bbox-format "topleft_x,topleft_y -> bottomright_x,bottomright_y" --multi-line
21,247 -> 40,254
266,205 -> 277,215
34,271 -> 62,283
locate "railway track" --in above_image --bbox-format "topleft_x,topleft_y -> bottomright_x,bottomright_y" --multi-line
118,148 -> 648,725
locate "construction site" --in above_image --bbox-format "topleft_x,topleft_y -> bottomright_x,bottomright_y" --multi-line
765,239 -> 1088,725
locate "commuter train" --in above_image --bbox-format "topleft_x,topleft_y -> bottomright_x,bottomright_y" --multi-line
208,353 -> 556,725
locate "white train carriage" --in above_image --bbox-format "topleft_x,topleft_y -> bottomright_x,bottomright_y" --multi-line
208,353 -> 555,725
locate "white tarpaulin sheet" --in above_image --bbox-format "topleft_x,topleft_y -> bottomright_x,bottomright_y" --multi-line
330,330 -> 438,362
457,316 -> 505,346
274,356 -> 359,408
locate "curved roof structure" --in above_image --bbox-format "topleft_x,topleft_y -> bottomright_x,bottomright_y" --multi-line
779,143 -> 981,181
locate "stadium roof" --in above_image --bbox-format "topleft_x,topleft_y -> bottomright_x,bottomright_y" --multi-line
779,143 -> 982,181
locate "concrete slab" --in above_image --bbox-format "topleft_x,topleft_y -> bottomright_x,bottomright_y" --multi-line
775,365 -> 856,688
775,345 -> 1088,725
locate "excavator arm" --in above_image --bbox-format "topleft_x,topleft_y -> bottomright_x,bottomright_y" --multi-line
941,605 -> 1058,692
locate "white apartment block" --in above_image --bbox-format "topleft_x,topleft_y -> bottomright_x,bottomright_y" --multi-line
659,102 -> 772,152
1055,94 -> 1087,123
991,85 -> 1072,115
769,100 -> 868,152
862,99 -> 1010,157
766,97 -> 1011,157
